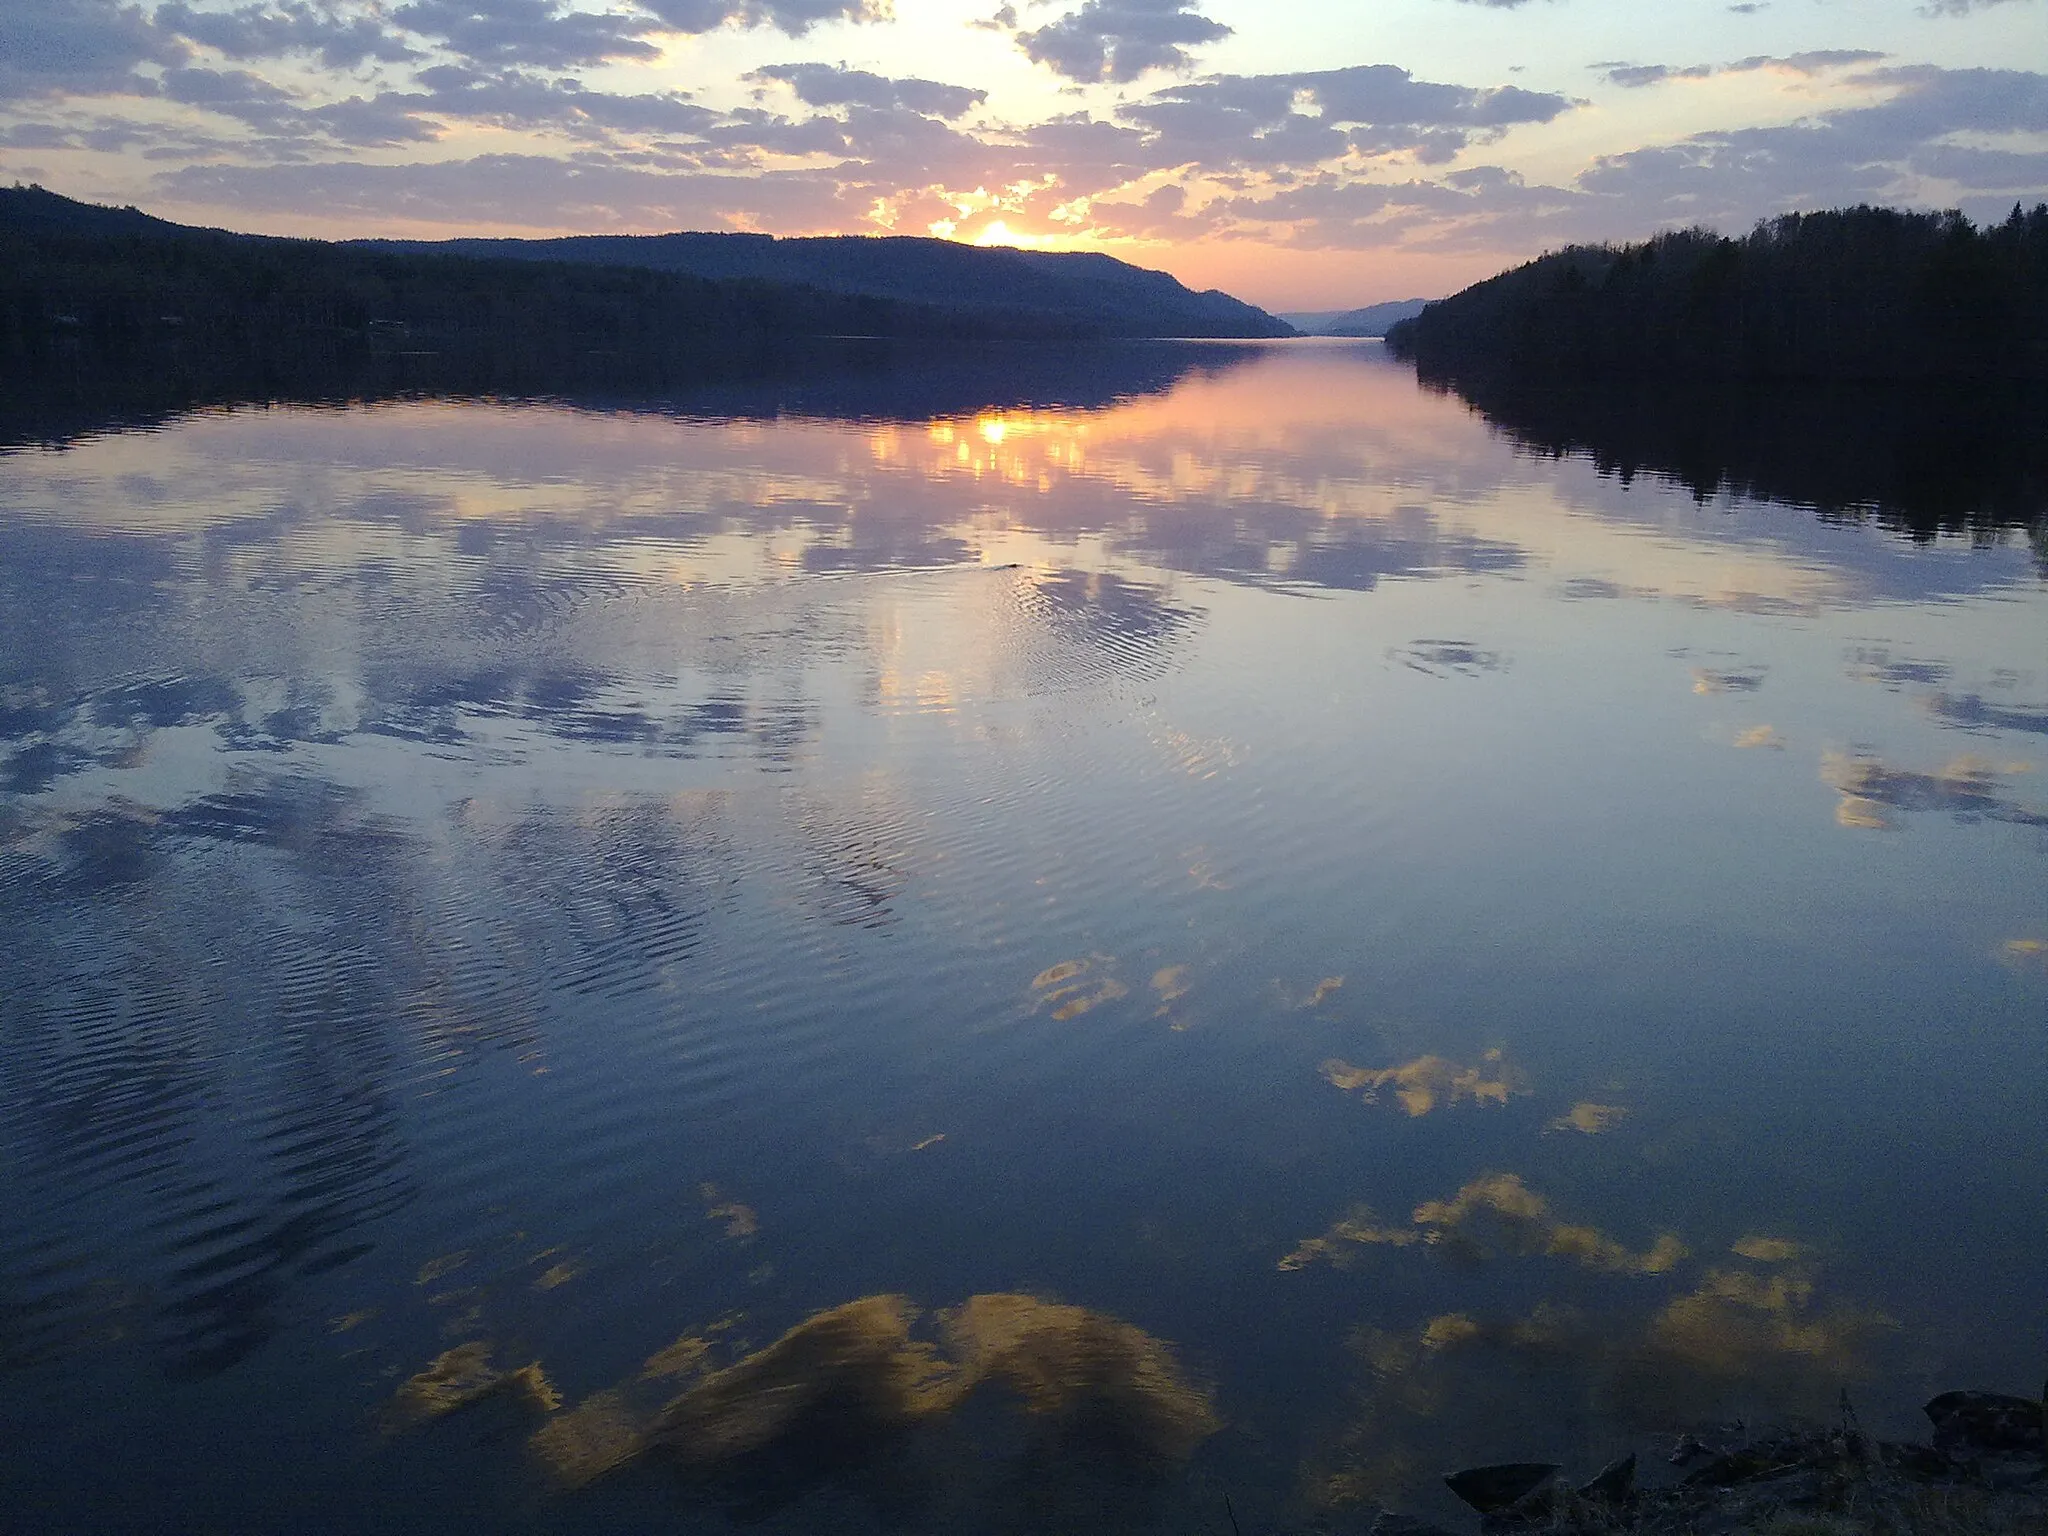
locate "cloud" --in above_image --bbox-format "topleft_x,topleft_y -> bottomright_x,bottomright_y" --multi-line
1577,66 -> 2048,225
633,0 -> 891,35
386,0 -> 664,68
1120,64 -> 1574,172
749,62 -> 986,120
1601,51 -> 1886,89
0,0 -> 184,102
154,1 -> 419,69
1015,0 -> 1233,85
153,150 -> 853,230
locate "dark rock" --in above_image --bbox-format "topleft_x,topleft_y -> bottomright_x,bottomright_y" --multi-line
1443,1463 -> 1560,1513
1925,1391 -> 2045,1454
1880,1439 -> 1956,1482
1668,1433 -> 1710,1465
1577,1452 -> 1636,1502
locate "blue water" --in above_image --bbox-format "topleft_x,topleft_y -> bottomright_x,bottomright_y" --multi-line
2,342 -> 2043,1533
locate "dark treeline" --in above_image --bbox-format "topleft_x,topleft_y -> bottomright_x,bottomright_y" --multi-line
0,184 -> 1263,419
1388,204 -> 2048,381
1420,367 -> 2048,561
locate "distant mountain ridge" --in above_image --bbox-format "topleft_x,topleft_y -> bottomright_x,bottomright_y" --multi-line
353,230 -> 1294,338
1278,299 -> 1430,336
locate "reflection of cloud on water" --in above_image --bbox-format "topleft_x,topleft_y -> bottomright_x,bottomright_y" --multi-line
516,1292 -> 1216,1499
1009,567 -> 1198,689
1320,1050 -> 1517,1117
1286,976 -> 1344,1011
388,1342 -> 560,1432
1304,1226 -> 1893,1515
1820,751 -> 2048,832
1730,1235 -> 1806,1262
1388,640 -> 1509,678
1282,1173 -> 1684,1277
1546,1102 -> 1629,1135
1031,955 -> 1130,1020
1925,692 -> 2048,738
2000,938 -> 2048,974
1844,648 -> 1952,691
1732,725 -> 1784,751
1691,666 -> 1768,694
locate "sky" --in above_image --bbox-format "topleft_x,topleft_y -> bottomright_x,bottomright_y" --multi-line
2,0 -> 2045,307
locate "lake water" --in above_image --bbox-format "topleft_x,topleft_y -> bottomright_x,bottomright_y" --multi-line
3,340 -> 2044,1534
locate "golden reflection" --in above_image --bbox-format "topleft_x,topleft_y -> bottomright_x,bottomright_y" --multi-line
388,1341 -> 560,1431
1292,976 -> 1344,1011
655,1295 -> 958,1465
529,1389 -> 645,1487
1150,964 -> 1191,1027
640,1336 -> 712,1383
941,1293 -> 1221,1461
699,1183 -> 760,1240
1733,725 -> 1785,750
1031,955 -> 1129,1020
1634,1266 -> 1895,1390
2000,938 -> 2048,973
1306,1247 -> 1893,1513
1731,1235 -> 1806,1262
1283,1174 -> 1685,1276
1278,1205 -> 1421,1270
522,1292 -> 1216,1489
415,1250 -> 470,1285
1546,1102 -> 1629,1135
1032,959 -> 1090,989
1320,1050 -> 1518,1116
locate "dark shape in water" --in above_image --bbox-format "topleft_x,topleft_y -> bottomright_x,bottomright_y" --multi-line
1443,1462 -> 1559,1512
1410,366 -> 2048,559
0,331 -> 1262,453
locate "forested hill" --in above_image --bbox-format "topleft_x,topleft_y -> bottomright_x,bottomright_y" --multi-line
353,230 -> 1292,338
0,185 -> 1291,375
1387,204 -> 2048,381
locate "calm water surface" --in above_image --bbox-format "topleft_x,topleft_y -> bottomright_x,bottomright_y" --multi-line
3,341 -> 2044,1533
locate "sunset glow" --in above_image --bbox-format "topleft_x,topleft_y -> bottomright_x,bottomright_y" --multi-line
1,0 -> 2043,306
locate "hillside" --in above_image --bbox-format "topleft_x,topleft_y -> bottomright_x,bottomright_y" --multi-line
355,230 -> 1292,338
1386,204 -> 2048,382
0,185 -> 1293,352
1281,299 -> 1429,336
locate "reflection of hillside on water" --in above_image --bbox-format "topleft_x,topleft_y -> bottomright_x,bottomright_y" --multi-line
1416,366 -> 2048,561
0,337 -> 1262,452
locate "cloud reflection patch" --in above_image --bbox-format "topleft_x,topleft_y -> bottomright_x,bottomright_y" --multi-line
1283,1173 -> 1685,1276
1031,955 -> 1131,1019
1320,1050 -> 1517,1116
1820,751 -> 2048,831
519,1292 -> 1217,1494
1546,1102 -> 1630,1134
